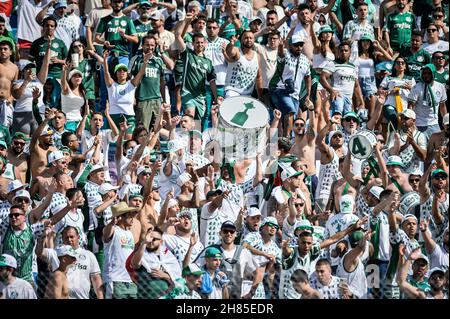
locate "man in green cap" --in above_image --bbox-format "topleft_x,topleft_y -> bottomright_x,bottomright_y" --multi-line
408,63 -> 447,138
0,36 -> 19,130
200,246 -> 230,299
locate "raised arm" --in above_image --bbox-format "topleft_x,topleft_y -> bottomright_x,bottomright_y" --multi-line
315,121 -> 334,162
419,218 -> 436,255
102,50 -> 114,87
320,217 -> 368,249
130,52 -> 151,87
343,231 -> 371,273
396,246 -> 426,299
36,0 -> 56,25
373,142 -> 389,188
104,101 -> 119,137
30,108 -> 56,152
224,36 -> 240,63
102,216 -> 118,243
37,36 -> 52,84
60,63 -> 70,95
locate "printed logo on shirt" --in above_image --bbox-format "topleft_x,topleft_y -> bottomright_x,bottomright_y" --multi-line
121,20 -> 127,27
119,90 -> 126,96
417,56 -> 424,62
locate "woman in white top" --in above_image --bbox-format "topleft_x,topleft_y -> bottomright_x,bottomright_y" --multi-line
103,50 -> 149,140
61,64 -> 86,132
310,24 -> 336,128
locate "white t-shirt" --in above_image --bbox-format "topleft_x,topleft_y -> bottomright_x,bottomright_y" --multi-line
205,37 -> 229,86
17,0 -> 50,42
162,233 -> 204,266
254,44 -> 278,89
408,81 -> 447,127
199,203 -> 229,247
422,40 -> 449,55
12,79 -> 44,113
107,81 -> 136,115
322,61 -> 359,97
103,226 -> 135,283
46,247 -> 101,299
53,209 -> 86,247
429,244 -> 449,270
0,277 -> 37,299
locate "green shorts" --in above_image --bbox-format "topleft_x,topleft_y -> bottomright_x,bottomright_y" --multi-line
181,89 -> 205,119
110,114 -> 136,134
107,281 -> 138,299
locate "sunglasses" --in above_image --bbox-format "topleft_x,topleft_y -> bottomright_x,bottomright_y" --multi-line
295,202 -> 305,207
433,175 -> 447,180
292,42 -> 304,47
222,229 -> 236,234
332,134 -> 343,138
430,274 -> 444,280
345,117 -> 357,122
9,213 -> 25,218
409,178 -> 420,183
433,15 -> 444,19
14,141 -> 26,146
427,28 -> 438,32
294,122 -> 305,127
264,223 -> 279,229
15,198 -> 30,203
434,56 -> 445,60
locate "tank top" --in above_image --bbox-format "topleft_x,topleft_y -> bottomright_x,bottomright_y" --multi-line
355,57 -> 375,78
316,149 -> 342,200
336,251 -> 368,299
312,51 -> 335,69
61,87 -> 84,122
225,49 -> 259,96
103,226 -> 134,283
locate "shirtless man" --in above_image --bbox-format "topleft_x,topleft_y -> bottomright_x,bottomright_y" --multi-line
328,158 -> 358,213
45,245 -> 77,299
127,194 -> 144,244
30,150 -> 68,199
374,143 -> 413,195
29,108 -> 58,178
315,121 -> 345,211
0,37 -> 19,128
6,133 -> 30,184
290,104 -> 317,177
426,113 -> 448,167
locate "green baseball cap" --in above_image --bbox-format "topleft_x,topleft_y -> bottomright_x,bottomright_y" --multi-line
319,25 -> 333,35
0,140 -> 7,149
349,230 -> 364,246
204,247 -> 223,258
13,132 -> 30,141
114,63 -> 129,73
129,193 -> 144,201
139,0 -> 151,7
431,169 -> 448,178
59,146 -> 72,154
0,36 -> 15,53
360,34 -> 374,42
342,111 -> 360,122
182,263 -> 203,276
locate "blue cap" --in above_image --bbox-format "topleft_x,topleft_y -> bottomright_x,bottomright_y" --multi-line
376,61 -> 393,73
54,1 -> 67,10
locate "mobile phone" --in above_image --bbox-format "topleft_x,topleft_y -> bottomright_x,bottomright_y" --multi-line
338,277 -> 348,288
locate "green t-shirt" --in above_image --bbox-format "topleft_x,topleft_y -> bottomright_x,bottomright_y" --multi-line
435,67 -> 449,85
407,275 -> 431,293
130,54 -> 164,101
0,125 -> 11,144
96,14 -> 137,56
180,49 -> 216,98
402,48 -> 431,81
77,58 -> 97,100
132,19 -> 152,54
219,16 -> 249,45
383,11 -> 416,51
29,37 -> 67,78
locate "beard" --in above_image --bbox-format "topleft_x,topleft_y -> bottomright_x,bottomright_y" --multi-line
141,13 -> 150,19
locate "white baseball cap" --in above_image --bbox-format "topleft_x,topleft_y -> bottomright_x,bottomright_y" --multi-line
167,198 -> 179,209
401,214 -> 418,225
48,150 -> 65,164
56,245 -> 78,259
7,179 -> 28,193
409,168 -> 423,177
369,186 -> 383,200
290,34 -> 305,44
177,172 -> 192,187
12,189 -> 31,202
339,194 -> 355,214
0,254 -> 17,268
98,183 -> 120,195
281,167 -> 303,182
137,166 -> 152,176
386,155 -> 404,167
90,164 -> 108,173
247,207 -> 262,217
68,69 -> 83,80
40,125 -> 54,136
166,139 -> 186,153
443,113 -> 449,125
132,145 -> 151,160
400,109 -> 416,120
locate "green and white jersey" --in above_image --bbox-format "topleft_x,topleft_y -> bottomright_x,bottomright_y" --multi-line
225,49 -> 259,96
76,59 -> 97,100
435,67 -> 449,85
343,19 -> 375,41
29,36 -> 68,79
369,211 -> 390,262
130,54 -> 164,101
310,275 -> 341,299
269,51 -> 311,100
322,60 -> 358,96
0,277 -> 37,299
420,193 -> 449,241
387,129 -> 427,173
218,16 -> 249,43
132,19 -> 152,54
199,203 -> 228,248
43,192 -> 69,219
205,37 -> 230,86
96,14 -> 137,56
383,11 -> 416,51
279,243 -> 321,299
83,181 -> 101,231
402,48 -> 431,81
163,234 -> 204,267
261,240 -> 282,266
0,221 -> 45,282
408,81 -> 447,127
180,49 -> 216,98
379,75 -> 415,109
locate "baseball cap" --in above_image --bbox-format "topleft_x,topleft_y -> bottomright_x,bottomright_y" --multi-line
167,198 -> 179,209
369,186 -> 383,200
343,111 -> 360,123
182,263 -> 203,276
98,183 -> 120,195
281,167 -> 303,182
289,34 -> 305,45
149,10 -> 165,21
41,125 -> 54,136
68,69 -> 83,79
319,25 -> 333,35
375,61 -> 393,73
7,180 -> 28,193
166,139 -> 186,153
221,220 -> 236,231
0,254 -> 17,268
429,267 -> 445,277
250,16 -> 263,24
137,166 -> 152,176
139,0 -> 151,7
431,168 -> 448,178
401,214 -> 418,225
12,190 -> 31,202
177,210 -> 192,219
339,194 -> 355,214
400,109 -> 416,120
328,130 -> 343,141
177,172 -> 192,187
56,245 -> 77,259
443,113 -> 449,125
386,155 -> 404,167
54,1 -> 68,10
247,207 -> 262,217
294,220 -> 314,235
59,146 -> 72,155
188,0 -> 201,8
414,253 -> 429,265
48,150 -> 65,164
90,164 -> 108,173
188,130 -> 203,139
114,63 -> 128,73
261,216 -> 279,228
13,132 -> 30,141
206,189 -> 223,198
349,230 -> 364,246
0,36 -> 16,53
204,247 -> 223,258
408,168 -> 423,177
360,33 -> 374,42
0,140 -> 7,149
129,193 -> 144,201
